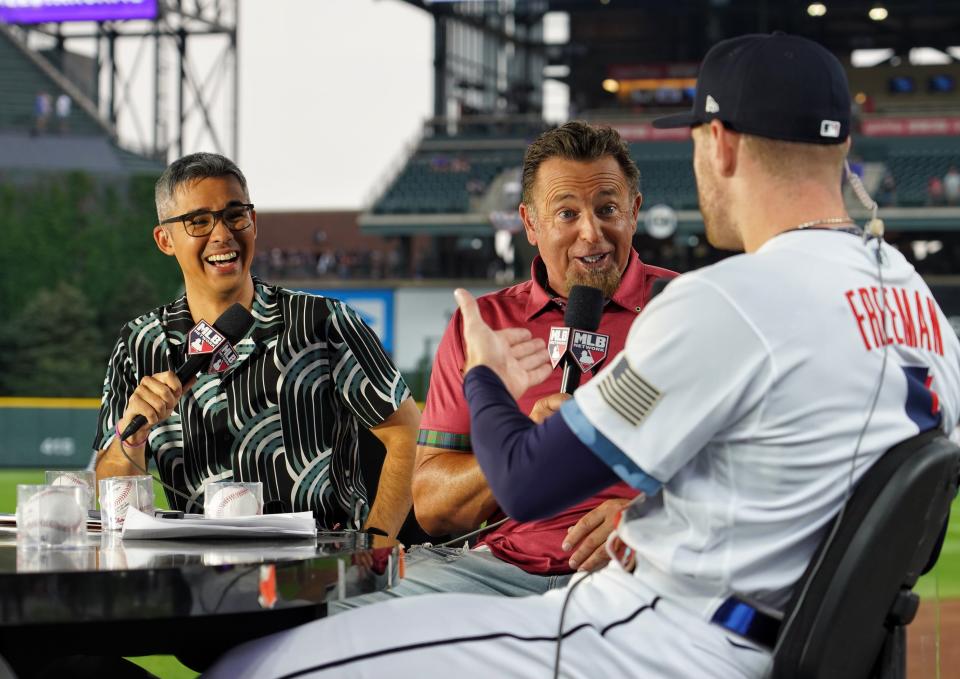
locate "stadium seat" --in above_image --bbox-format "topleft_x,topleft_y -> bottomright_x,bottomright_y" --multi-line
771,429 -> 960,679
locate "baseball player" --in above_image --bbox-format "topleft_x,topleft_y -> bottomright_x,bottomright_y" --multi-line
206,33 -> 960,679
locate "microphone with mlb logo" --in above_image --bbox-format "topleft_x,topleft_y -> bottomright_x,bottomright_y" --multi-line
118,303 -> 254,442
548,285 -> 609,395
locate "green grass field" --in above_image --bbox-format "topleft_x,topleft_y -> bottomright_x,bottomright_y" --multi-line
1,470 -> 958,677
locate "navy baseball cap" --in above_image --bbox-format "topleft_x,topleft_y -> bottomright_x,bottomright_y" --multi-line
653,33 -> 851,145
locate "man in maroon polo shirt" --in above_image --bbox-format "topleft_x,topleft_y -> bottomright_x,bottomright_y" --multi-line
333,121 -> 676,611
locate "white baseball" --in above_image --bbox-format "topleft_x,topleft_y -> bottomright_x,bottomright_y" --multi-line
50,472 -> 89,487
17,489 -> 86,546
206,486 -> 261,518
50,473 -> 94,509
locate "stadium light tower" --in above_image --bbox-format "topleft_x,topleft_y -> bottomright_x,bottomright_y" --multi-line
1,0 -> 239,162
400,0 -> 549,123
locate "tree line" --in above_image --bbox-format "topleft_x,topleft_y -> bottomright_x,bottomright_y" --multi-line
0,171 -> 181,397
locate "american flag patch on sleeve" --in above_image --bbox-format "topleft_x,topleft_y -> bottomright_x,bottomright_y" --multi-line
596,355 -> 662,426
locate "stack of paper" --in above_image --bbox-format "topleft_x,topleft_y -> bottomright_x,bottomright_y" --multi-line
121,507 -> 317,540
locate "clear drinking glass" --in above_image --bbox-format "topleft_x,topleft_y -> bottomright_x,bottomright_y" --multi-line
98,475 -> 155,531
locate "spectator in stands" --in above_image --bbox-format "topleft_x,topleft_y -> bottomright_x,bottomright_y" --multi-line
847,154 -> 864,182
55,93 -> 71,133
466,177 -> 487,195
32,91 -> 51,135
876,172 -> 898,208
944,165 -> 960,206
330,121 -> 677,613
430,154 -> 452,172
268,246 -> 285,276
387,248 -> 402,278
315,249 -> 336,276
284,248 -> 307,277
927,175 -> 946,206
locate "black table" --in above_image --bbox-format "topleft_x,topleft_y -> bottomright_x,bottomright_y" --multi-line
0,528 -> 399,659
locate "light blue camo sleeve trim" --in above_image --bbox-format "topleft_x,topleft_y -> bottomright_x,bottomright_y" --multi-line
560,398 -> 663,495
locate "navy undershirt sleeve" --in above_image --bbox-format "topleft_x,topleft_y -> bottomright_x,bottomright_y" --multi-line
464,366 -> 619,521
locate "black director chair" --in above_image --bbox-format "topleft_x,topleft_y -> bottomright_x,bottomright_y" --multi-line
771,429 -> 960,679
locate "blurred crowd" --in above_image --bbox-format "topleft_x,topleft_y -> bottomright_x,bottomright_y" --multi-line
253,247 -> 406,281
927,165 -> 960,207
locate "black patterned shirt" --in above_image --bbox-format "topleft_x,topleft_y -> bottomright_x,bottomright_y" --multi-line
93,277 -> 410,528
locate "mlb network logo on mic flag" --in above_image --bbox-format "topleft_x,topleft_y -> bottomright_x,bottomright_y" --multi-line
548,327 -> 610,373
188,320 -> 226,356
548,327 -> 571,369
208,341 -> 239,374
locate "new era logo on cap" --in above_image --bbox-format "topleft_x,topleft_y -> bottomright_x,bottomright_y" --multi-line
705,95 -> 720,114
820,119 -> 841,138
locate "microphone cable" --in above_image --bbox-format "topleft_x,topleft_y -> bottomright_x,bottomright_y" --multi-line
434,517 -> 509,548
109,430 -> 205,511
552,571 -> 594,679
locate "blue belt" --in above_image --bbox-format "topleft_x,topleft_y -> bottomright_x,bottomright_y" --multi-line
710,597 -> 782,650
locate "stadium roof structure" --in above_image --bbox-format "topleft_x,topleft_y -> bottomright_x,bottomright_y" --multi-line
403,0 -> 960,115
405,0 -> 960,56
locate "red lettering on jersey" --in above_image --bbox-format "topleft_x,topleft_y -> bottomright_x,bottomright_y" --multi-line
926,297 -> 944,357
915,291 -> 932,352
847,286 -> 944,356
882,288 -> 904,345
893,288 -> 917,347
845,290 -> 872,350
870,287 -> 894,345
859,288 -> 885,347
925,375 -> 941,415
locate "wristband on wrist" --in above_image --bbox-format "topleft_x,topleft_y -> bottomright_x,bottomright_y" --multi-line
115,421 -> 149,449
365,526 -> 388,537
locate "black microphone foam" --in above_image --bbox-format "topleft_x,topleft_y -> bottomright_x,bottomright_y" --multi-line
119,303 -> 255,442
171,303 -> 254,383
564,285 -> 604,332
560,285 -> 605,394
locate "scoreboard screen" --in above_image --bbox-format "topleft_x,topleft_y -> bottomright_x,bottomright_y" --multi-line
0,0 -> 157,24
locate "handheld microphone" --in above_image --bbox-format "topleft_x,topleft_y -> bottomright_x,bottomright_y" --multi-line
550,285 -> 606,395
118,303 -> 255,442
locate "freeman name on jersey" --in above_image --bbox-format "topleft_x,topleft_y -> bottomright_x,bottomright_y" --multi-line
845,286 -> 945,355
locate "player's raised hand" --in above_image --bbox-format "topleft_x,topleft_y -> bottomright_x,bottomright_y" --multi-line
454,288 -> 552,401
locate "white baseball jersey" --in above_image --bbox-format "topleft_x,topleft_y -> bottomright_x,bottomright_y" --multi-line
565,229 -> 960,619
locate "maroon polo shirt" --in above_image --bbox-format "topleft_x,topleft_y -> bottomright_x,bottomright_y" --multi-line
418,249 -> 677,574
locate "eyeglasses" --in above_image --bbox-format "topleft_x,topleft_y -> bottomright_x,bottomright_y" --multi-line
160,203 -> 255,237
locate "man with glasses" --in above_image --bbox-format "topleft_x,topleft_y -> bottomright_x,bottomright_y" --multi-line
93,152 -> 420,542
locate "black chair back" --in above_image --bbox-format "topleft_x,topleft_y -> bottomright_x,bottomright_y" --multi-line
772,429 -> 960,679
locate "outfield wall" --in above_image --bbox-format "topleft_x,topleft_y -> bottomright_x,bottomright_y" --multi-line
0,398 -> 98,468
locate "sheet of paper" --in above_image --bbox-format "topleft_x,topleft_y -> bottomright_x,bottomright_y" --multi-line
121,507 -> 317,540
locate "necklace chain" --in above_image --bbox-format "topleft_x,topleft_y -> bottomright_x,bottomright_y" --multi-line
790,216 -> 854,230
